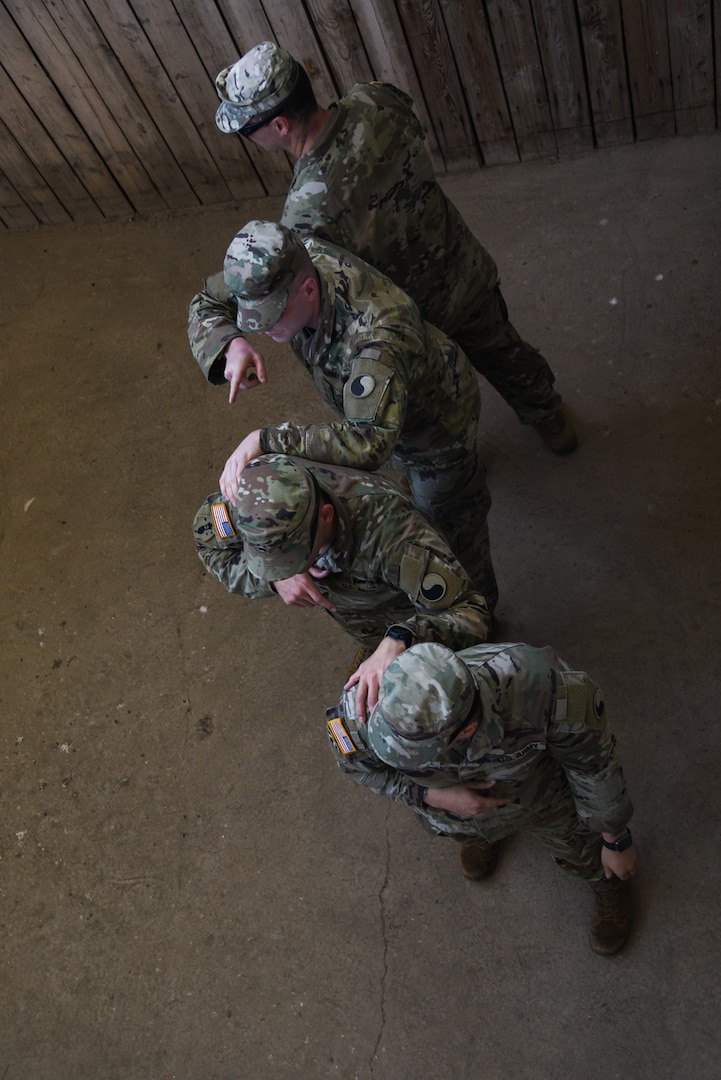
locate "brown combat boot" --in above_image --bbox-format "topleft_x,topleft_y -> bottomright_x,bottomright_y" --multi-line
459,839 -> 499,881
533,409 -> 578,454
589,877 -> 633,955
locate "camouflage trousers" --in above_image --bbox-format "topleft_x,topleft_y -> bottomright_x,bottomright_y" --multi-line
452,284 -> 562,426
425,770 -> 605,882
400,446 -> 497,613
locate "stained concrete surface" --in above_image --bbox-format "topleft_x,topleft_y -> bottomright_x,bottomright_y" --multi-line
1,132 -> 720,1080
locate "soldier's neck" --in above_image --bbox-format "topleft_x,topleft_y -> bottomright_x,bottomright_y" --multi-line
292,108 -> 333,159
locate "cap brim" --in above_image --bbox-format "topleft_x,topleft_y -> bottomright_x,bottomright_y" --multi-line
245,541 -> 313,581
215,101 -> 247,134
366,709 -> 446,768
234,285 -> 289,332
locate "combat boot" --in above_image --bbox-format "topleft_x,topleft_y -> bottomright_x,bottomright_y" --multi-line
533,409 -> 578,455
459,838 -> 499,881
589,876 -> 632,955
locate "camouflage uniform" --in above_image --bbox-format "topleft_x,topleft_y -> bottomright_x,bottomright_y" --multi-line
202,46 -> 560,423
326,642 -> 633,881
193,456 -> 491,649
191,222 -> 497,608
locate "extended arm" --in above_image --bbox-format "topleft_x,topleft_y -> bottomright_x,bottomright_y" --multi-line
188,274 -> 267,398
259,349 -> 409,471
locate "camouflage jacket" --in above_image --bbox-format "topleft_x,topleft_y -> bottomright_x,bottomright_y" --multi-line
283,82 -> 497,332
190,237 -> 480,474
328,643 -> 633,837
187,82 -> 497,380
193,460 -> 490,648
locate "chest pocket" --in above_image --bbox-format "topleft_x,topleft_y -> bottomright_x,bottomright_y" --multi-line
399,545 -> 463,610
343,353 -> 394,421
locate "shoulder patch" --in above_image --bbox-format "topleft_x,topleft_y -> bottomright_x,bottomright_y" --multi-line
399,549 -> 463,609
204,270 -> 233,303
420,572 -> 448,603
417,556 -> 463,609
343,355 -> 393,421
327,716 -> 358,755
211,502 -> 235,540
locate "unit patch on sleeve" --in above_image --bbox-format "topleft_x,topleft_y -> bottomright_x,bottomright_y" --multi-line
343,355 -> 393,421
420,572 -> 447,602
399,547 -> 462,609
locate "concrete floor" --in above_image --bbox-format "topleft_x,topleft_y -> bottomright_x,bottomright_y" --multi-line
1,132 -> 720,1080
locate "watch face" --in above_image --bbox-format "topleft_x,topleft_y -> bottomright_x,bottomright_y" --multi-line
606,832 -> 632,851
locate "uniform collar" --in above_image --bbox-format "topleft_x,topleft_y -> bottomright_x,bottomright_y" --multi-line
311,492 -> 355,573
294,102 -> 343,167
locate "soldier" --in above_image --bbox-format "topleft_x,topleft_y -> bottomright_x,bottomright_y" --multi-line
194,218 -> 498,611
326,641 -> 638,955
193,40 -> 577,453
193,454 -> 491,721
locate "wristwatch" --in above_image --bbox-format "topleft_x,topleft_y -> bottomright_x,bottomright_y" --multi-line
601,829 -> 633,852
385,625 -> 414,648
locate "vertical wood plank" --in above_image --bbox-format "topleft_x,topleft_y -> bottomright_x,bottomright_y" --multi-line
0,115 -> 72,225
0,4 -> 130,218
173,0 -> 292,198
484,0 -> 558,160
576,0 -> 634,146
3,0 -> 154,216
347,0 -> 443,168
250,0 -> 339,103
304,0 -> 374,88
438,0 -> 518,165
82,0 -> 228,204
395,0 -> 480,171
619,0 -> 675,139
531,0 -> 594,152
0,168 -> 40,229
214,0 -> 283,56
666,0 -> 715,133
41,0 -> 198,211
0,63 -> 101,221
127,0 -> 265,202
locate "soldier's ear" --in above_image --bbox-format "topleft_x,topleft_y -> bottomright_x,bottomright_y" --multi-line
271,115 -> 291,138
318,500 -> 335,526
300,274 -> 318,301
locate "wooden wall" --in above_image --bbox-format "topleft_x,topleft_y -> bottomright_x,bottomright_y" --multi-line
0,0 -> 718,229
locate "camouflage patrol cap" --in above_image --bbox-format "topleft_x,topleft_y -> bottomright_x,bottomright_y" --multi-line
215,42 -> 300,135
224,220 -> 309,332
367,643 -> 478,768
234,455 -> 319,580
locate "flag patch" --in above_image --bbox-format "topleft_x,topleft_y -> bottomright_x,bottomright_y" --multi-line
327,716 -> 355,755
211,502 -> 235,539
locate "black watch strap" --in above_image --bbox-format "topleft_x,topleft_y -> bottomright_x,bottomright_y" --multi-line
601,829 -> 632,852
385,625 -> 414,648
